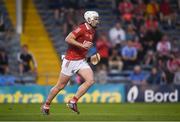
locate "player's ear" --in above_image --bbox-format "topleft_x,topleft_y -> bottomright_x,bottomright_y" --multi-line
87,18 -> 91,24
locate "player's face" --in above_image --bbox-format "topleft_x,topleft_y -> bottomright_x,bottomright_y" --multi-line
22,46 -> 28,53
91,17 -> 99,27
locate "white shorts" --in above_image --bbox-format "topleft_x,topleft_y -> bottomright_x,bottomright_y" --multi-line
61,58 -> 91,76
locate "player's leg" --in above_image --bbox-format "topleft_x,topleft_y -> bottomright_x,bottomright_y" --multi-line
42,58 -> 75,115
42,73 -> 70,115
75,68 -> 94,99
45,73 -> 70,104
67,67 -> 94,114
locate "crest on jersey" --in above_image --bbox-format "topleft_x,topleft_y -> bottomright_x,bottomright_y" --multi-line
85,34 -> 93,40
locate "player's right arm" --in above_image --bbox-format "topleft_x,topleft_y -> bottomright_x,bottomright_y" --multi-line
65,27 -> 92,49
65,33 -> 83,48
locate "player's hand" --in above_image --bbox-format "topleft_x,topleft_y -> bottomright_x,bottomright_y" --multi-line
82,41 -> 93,49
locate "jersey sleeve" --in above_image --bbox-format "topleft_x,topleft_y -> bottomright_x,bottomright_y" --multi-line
71,26 -> 84,38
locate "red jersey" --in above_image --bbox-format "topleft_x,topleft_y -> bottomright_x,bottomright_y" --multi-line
65,23 -> 95,60
160,1 -> 172,15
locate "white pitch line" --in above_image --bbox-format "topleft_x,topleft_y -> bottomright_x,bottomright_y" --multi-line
0,113 -> 176,116
0,121 -> 179,122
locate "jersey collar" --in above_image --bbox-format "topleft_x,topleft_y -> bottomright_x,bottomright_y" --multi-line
85,22 -> 91,30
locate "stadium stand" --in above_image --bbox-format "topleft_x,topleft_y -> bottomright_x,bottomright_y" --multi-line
0,0 -> 20,85
1,0 -> 180,85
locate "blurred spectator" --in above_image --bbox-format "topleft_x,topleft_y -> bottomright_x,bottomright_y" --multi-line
58,8 -> 67,25
133,0 -> 146,29
121,40 -> 137,69
157,34 -> 171,61
156,58 -> 167,83
0,49 -> 9,74
146,0 -> 159,16
95,64 -> 108,84
109,48 -> 123,71
0,10 -> 5,35
133,15 -> 145,30
133,36 -> 143,51
63,8 -> 77,37
122,11 -> 133,24
118,0 -> 134,23
174,67 -> 180,85
75,8 -> 85,24
160,0 -> 177,27
48,0 -> 61,23
126,24 -> 137,41
143,25 -> 162,50
109,22 -> 126,48
133,36 -> 144,62
166,53 -> 180,83
96,34 -> 111,67
143,38 -> 156,53
118,0 -> 133,15
17,45 -> 37,75
146,67 -> 161,84
144,50 -> 156,66
134,0 -> 146,16
171,38 -> 179,51
138,25 -> 147,42
129,65 -> 147,85
167,53 -> 180,73
145,15 -> 159,31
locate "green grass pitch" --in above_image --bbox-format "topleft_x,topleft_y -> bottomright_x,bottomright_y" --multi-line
0,103 -> 180,121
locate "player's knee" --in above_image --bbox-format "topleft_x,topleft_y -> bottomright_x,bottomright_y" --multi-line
87,80 -> 95,86
56,80 -> 67,89
53,83 -> 66,92
51,86 -> 60,93
56,84 -> 65,90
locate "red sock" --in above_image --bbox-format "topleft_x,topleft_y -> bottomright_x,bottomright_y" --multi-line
45,102 -> 50,106
72,96 -> 78,103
